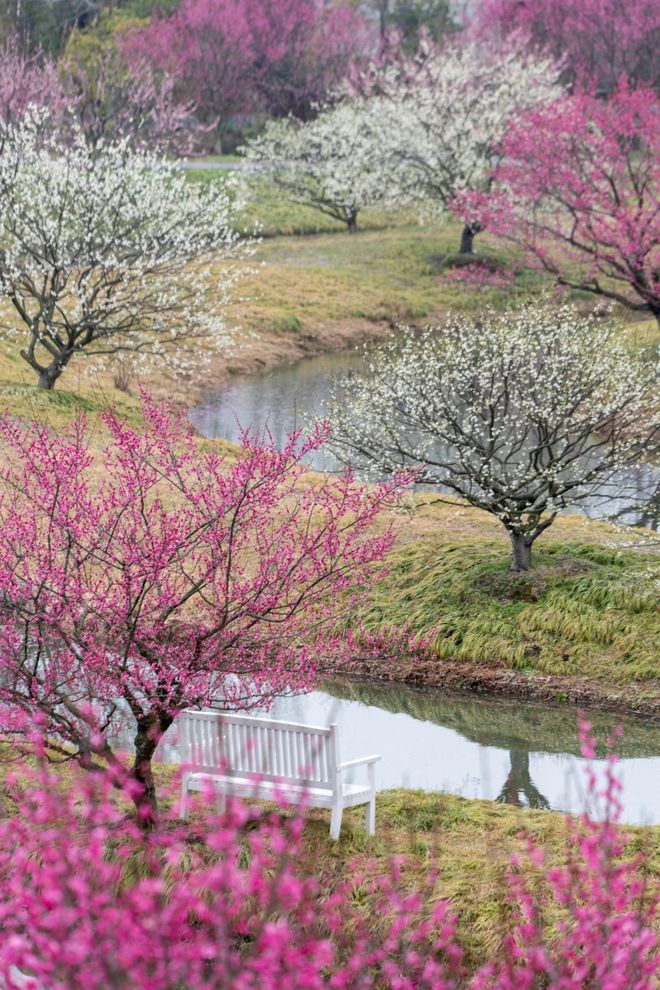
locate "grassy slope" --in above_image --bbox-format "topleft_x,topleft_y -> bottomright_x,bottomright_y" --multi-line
165,777 -> 659,971
2,171 -> 657,406
315,794 -> 659,968
355,541 -> 660,688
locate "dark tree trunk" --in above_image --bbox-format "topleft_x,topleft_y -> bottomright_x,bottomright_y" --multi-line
509,532 -> 533,572
459,224 -> 477,255
37,365 -> 63,390
649,301 -> 660,328
132,712 -> 173,828
347,212 -> 358,234
21,344 -> 73,390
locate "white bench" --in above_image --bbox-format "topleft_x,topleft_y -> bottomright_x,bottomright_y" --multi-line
178,710 -> 380,839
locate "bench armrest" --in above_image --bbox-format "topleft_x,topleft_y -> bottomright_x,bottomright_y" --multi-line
339,755 -> 381,771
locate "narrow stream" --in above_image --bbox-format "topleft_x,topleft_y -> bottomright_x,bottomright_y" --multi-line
190,350 -> 660,528
154,680 -> 660,825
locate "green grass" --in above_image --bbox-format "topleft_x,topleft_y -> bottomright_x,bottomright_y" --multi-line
188,169 -> 660,346
168,784 -> 658,971
355,541 -> 660,685
220,223 -> 554,346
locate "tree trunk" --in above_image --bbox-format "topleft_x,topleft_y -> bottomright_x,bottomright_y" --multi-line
509,532 -> 533,572
37,365 -> 63,390
649,301 -> 660,328
459,224 -> 476,255
347,212 -> 358,234
132,712 -> 173,828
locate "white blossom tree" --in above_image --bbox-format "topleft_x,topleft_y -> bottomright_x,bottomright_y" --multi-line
0,114 -> 246,390
328,305 -> 660,571
242,100 -> 388,233
355,40 -> 562,253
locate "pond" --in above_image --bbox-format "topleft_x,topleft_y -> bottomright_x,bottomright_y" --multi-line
155,680 -> 660,826
190,350 -> 660,528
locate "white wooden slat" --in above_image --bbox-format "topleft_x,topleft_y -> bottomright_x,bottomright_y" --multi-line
238,722 -> 247,772
258,728 -> 265,773
190,718 -> 198,766
265,726 -> 275,775
288,730 -> 297,777
297,732 -> 306,779
307,734 -> 316,781
263,727 -> 272,775
188,711 -> 332,735
249,725 -> 258,773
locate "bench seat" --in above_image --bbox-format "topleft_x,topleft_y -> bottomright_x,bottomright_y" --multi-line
185,772 -> 373,808
179,710 -> 380,839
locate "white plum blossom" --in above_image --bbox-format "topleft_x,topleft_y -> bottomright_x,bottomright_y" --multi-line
0,113 -> 248,389
355,40 -> 562,253
328,304 -> 660,570
242,99 -> 389,233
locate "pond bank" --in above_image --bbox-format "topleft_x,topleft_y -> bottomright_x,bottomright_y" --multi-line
341,661 -> 660,720
344,541 -> 660,719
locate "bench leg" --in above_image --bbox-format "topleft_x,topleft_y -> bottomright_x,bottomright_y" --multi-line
215,789 -> 227,815
330,802 -> 343,840
180,776 -> 189,820
366,762 -> 377,835
366,796 -> 376,836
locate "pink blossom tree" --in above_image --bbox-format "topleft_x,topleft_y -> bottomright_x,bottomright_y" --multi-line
457,86 -> 660,323
61,14 -> 200,154
472,0 -> 660,93
124,0 -> 371,133
0,27 -> 198,154
0,397 -> 401,821
0,34 -> 68,128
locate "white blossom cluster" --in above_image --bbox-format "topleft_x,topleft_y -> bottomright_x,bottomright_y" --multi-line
0,113 -> 248,388
363,39 -> 562,221
243,41 -> 560,246
329,304 -> 660,557
242,99 -> 390,232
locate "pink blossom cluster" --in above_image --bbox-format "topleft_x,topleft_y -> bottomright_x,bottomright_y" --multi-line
0,38 -> 68,127
0,31 -> 201,153
0,724 -> 655,989
123,0 -> 371,124
472,0 -> 660,93
439,263 -> 515,290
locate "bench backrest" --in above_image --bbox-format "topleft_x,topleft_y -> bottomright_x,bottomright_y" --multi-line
179,710 -> 340,787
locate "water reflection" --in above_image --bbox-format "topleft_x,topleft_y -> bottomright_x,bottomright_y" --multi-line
153,679 -> 660,825
495,751 -> 550,810
190,351 -> 660,529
